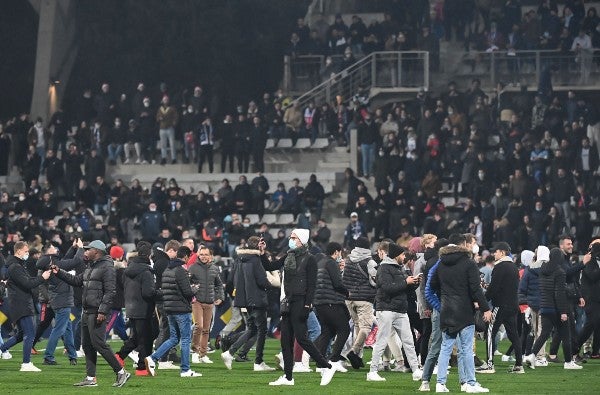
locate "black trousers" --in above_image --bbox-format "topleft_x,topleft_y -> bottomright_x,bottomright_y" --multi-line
252,150 -> 264,173
420,317 -> 432,365
198,145 -> 214,173
485,306 -> 523,366
221,149 -> 235,173
117,318 -> 153,371
33,303 -> 55,348
532,313 -> 572,362
229,307 -> 267,364
281,298 -> 330,380
550,304 -> 577,356
577,301 -> 600,355
237,151 -> 249,173
81,312 -> 122,376
314,304 -> 351,362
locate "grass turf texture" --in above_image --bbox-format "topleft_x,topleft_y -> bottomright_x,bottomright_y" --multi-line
0,339 -> 597,394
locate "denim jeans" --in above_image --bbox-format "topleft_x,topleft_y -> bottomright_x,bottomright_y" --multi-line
107,144 -> 123,162
422,310 -> 443,382
159,127 -> 176,160
0,315 -> 36,363
44,307 -> 77,361
105,309 -> 128,341
360,143 -> 376,177
437,324 -> 476,386
152,313 -> 192,372
307,311 -> 321,341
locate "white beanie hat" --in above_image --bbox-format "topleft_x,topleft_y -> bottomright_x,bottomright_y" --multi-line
520,250 -> 535,267
536,246 -> 550,262
292,228 -> 310,245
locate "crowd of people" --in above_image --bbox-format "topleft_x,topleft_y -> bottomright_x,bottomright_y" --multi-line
1,224 -> 598,391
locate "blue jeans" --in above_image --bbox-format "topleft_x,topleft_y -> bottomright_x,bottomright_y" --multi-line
71,306 -> 82,350
437,324 -> 476,386
152,313 -> 192,372
44,307 -> 77,361
105,309 -> 128,341
360,143 -> 375,177
422,310 -> 443,382
307,311 -> 321,341
1,315 -> 36,363
107,144 -> 123,162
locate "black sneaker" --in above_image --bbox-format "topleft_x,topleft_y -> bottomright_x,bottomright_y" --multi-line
69,358 -> 78,365
214,335 -> 221,350
573,354 -> 588,364
508,365 -> 525,374
547,356 -> 561,363
74,377 -> 97,387
346,351 -> 362,370
234,354 -> 250,362
474,355 -> 484,367
113,371 -> 131,387
43,359 -> 57,365
221,336 -> 232,352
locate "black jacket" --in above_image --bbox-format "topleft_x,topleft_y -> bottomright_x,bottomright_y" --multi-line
161,258 -> 194,314
152,248 -> 170,289
313,255 -> 348,306
37,247 -> 84,310
375,257 -> 417,313
342,248 -> 377,303
56,254 -> 116,315
262,245 -> 318,306
123,255 -> 158,319
5,255 -> 45,323
188,260 -> 224,304
581,257 -> 600,303
233,249 -> 269,308
430,245 -> 489,335
486,257 -> 520,312
419,248 -> 439,311
539,249 -> 569,315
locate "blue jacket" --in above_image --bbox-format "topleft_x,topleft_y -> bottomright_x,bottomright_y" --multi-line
425,258 -> 441,311
518,266 -> 541,311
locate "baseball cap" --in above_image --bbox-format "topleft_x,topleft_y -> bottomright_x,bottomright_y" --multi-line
84,240 -> 107,252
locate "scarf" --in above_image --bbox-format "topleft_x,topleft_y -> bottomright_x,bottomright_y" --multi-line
284,244 -> 308,274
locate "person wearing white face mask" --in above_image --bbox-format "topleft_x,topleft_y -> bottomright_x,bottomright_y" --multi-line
1,241 -> 52,371
260,229 -> 340,386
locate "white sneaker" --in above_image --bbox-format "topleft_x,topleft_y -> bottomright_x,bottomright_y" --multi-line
292,362 -> 312,372
523,354 -> 536,369
494,350 -> 503,356
436,383 -> 450,392
76,349 -> 85,358
366,371 -> 386,381
461,383 -> 467,392
320,366 -> 337,386
275,352 -> 284,370
269,375 -> 294,386
535,357 -> 548,367
433,365 -> 438,375
128,350 -> 139,362
331,360 -> 348,373
144,357 -> 156,376
393,364 -> 412,373
564,361 -> 583,370
221,351 -> 233,370
412,368 -> 423,381
501,355 -> 515,362
20,362 -> 41,372
199,356 -> 213,364
191,353 -> 201,364
1,351 -> 12,360
124,159 -> 131,165
254,362 -> 276,371
465,383 -> 490,393
419,381 -> 431,391
180,370 -> 202,377
158,361 -> 179,370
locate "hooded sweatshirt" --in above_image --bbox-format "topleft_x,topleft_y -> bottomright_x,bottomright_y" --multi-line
343,247 -> 377,302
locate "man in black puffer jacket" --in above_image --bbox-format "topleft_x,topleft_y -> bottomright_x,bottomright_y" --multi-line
53,239 -> 130,387
145,246 -> 199,377
221,236 -> 274,372
575,239 -> 600,358
39,240 -> 85,365
116,241 -> 160,376
313,242 -> 350,369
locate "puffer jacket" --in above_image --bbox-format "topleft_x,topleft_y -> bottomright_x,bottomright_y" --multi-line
5,255 -> 46,323
581,256 -> 600,303
430,245 -> 489,335
123,255 -> 158,318
161,258 -> 194,314
313,255 -> 347,306
37,247 -> 84,310
342,247 -> 377,303
375,256 -> 417,313
56,254 -> 116,315
539,248 -> 569,315
486,256 -> 520,312
188,260 -> 224,304
518,261 -> 542,311
233,249 -> 269,308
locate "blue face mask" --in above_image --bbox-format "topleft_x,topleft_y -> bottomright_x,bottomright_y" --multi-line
336,256 -> 343,263
288,239 -> 297,250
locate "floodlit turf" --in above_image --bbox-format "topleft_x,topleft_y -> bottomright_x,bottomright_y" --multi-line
0,339 -> 597,394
